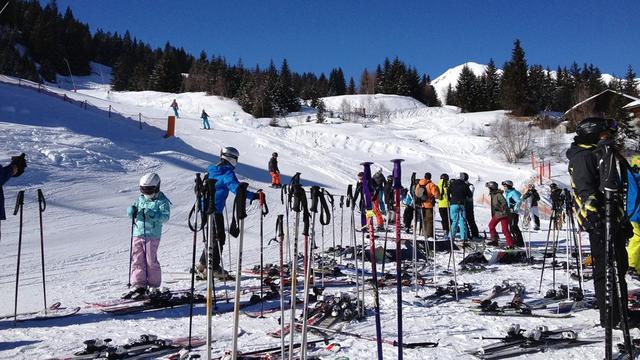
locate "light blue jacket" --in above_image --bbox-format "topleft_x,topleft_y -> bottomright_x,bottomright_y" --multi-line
127,192 -> 171,238
207,164 -> 256,213
504,188 -> 522,214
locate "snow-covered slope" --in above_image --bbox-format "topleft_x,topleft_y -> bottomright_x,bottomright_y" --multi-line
0,75 -> 619,359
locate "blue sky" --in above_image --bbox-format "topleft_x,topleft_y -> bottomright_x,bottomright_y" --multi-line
52,0 -> 639,79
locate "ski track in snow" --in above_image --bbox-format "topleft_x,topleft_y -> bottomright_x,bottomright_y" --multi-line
0,74 -> 628,359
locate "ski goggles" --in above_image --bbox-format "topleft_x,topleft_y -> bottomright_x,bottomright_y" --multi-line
140,186 -> 157,195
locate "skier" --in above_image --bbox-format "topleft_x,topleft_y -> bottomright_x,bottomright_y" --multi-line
448,175 -> 472,241
201,109 -> 211,130
401,188 -> 413,233
1,153 -> 27,228
485,181 -> 514,248
125,173 -> 171,296
268,152 -> 281,188
170,99 -> 180,118
566,117 -> 633,328
437,173 -> 450,239
414,172 -> 440,238
460,172 -> 480,239
521,184 -> 541,230
629,154 -> 640,276
195,146 -> 259,279
371,169 -> 386,231
502,180 -> 524,247
549,183 -> 565,230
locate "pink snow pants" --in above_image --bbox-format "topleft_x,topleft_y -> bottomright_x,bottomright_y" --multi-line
130,236 -> 161,288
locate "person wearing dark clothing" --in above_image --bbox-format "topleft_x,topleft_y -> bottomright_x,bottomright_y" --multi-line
268,152 -> 281,188
460,172 -> 480,239
521,184 -> 541,230
401,188 -> 413,233
566,117 -> 632,328
1,154 -> 27,242
448,177 -> 473,240
549,183 -> 566,230
486,181 -> 514,247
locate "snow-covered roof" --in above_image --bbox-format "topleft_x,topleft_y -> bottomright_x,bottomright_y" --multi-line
564,89 -> 639,115
623,99 -> 640,110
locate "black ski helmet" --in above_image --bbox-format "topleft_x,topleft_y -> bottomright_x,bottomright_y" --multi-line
485,181 -> 498,190
441,173 -> 449,181
424,172 -> 432,180
576,117 -> 617,137
272,152 -> 278,158
460,172 -> 469,181
501,180 -> 513,188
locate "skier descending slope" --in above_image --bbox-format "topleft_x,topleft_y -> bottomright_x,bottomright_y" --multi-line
125,173 -> 171,298
195,146 -> 258,279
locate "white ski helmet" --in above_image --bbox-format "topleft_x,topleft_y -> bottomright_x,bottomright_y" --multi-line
139,173 -> 161,199
220,146 -> 240,168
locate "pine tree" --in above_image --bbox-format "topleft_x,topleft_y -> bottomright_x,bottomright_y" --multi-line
277,58 -> 300,113
328,67 -> 346,96
184,50 -> 209,92
527,64 -> 548,112
623,65 -> 639,97
316,99 -> 326,123
455,64 -> 478,112
347,77 -> 356,94
500,39 -> 531,115
483,59 -> 501,110
445,84 -> 458,106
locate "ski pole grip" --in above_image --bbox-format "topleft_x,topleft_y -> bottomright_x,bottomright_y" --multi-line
205,179 -> 217,215
276,214 -> 284,237
37,188 -> 46,212
13,190 -> 24,216
259,191 -> 269,216
280,184 -> 287,205
346,184 -> 353,208
235,182 -> 249,220
310,186 -> 320,213
340,195 -> 344,208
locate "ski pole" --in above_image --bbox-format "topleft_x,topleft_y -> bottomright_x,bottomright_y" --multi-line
391,158 -> 404,359
276,214 -> 285,360
446,195 -> 458,301
204,178 -> 217,360
538,208 -> 556,293
127,205 -> 137,288
339,195 -> 344,264
301,186 -> 320,360
347,184 -> 362,318
13,190 -> 24,323
288,173 -> 303,360
413,204 -> 418,297
259,191 -> 269,318
231,182 -> 249,360
361,162 -> 384,360
304,323 -> 438,349
37,189 -> 48,311
187,173 -> 206,349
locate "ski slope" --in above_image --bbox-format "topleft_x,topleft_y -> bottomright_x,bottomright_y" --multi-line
0,73 -> 628,359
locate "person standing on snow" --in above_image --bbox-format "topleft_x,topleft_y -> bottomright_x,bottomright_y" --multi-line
437,173 -> 451,239
460,172 -> 480,239
371,170 -> 387,231
268,152 -> 281,188
170,99 -> 180,118
448,174 -> 472,241
549,183 -> 566,231
521,184 -> 541,230
125,173 -> 171,298
201,109 -> 211,130
502,180 -> 524,247
566,117 -> 634,328
415,172 -> 440,238
1,153 -> 27,241
486,181 -> 514,248
628,155 -> 640,277
401,188 -> 414,233
196,146 -> 260,279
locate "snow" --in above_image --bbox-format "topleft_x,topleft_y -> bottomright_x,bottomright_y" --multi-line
0,73 -> 627,359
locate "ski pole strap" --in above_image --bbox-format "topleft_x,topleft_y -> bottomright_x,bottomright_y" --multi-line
294,185 -> 310,236
280,184 -> 287,205
346,184 -> 353,208
259,191 -> 269,216
205,179 -> 217,215
188,174 -> 206,232
229,182 -> 249,238
340,195 -> 344,209
318,188 -> 331,226
13,190 -> 24,215
391,159 -> 403,189
37,189 -> 46,212
276,214 -> 284,237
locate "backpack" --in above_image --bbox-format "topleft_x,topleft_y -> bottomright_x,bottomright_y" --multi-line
415,183 -> 427,203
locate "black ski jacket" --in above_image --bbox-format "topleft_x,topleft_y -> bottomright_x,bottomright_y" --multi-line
448,179 -> 472,205
268,157 -> 279,173
522,189 -> 540,207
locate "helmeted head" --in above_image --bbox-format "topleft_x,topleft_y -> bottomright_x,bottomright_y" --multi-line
549,183 -> 558,191
575,117 -> 617,144
528,183 -> 535,190
441,173 -> 449,181
501,180 -> 513,189
424,172 -> 432,180
357,172 -> 364,182
272,152 -> 278,158
485,181 -> 498,191
220,146 -> 240,168
460,172 -> 469,181
139,173 -> 161,200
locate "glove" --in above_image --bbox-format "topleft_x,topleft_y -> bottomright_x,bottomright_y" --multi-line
580,197 -> 603,231
250,190 -> 264,205
127,205 -> 138,219
10,153 -> 27,177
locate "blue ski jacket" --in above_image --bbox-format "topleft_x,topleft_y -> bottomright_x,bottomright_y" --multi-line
127,192 -> 171,238
504,188 -> 522,214
0,164 -> 13,220
207,164 -> 256,213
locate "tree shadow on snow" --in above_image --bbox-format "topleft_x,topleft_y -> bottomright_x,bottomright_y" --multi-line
0,340 -> 41,351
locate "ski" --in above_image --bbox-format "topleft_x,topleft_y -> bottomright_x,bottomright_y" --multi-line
9,304 -> 80,322
0,301 -> 61,320
99,291 -> 209,315
471,306 -> 574,318
408,281 -> 475,307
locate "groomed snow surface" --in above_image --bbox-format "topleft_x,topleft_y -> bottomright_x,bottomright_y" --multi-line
0,70 -> 632,359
